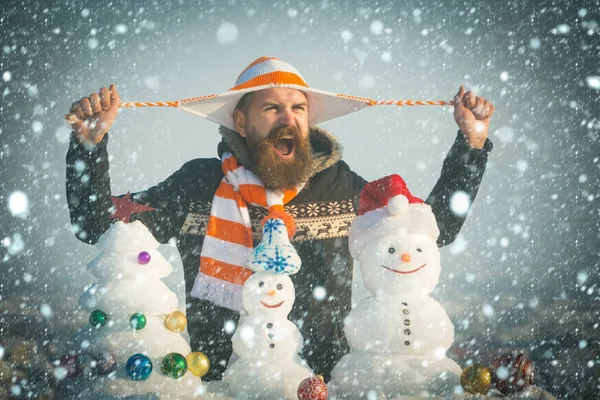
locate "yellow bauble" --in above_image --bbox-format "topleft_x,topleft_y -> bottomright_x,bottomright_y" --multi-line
460,364 -> 492,394
186,352 -> 210,377
164,311 -> 187,332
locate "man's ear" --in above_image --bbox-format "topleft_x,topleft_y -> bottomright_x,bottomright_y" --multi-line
233,109 -> 247,138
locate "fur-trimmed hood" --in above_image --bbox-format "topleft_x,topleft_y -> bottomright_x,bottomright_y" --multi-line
217,125 -> 343,180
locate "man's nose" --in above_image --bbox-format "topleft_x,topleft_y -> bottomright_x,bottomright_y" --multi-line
279,109 -> 295,126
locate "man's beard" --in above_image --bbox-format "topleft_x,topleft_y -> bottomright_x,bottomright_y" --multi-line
248,125 -> 313,190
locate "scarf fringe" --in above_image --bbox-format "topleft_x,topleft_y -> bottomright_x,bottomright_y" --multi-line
190,273 -> 244,311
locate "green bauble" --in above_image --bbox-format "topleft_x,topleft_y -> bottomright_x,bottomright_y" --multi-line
129,313 -> 147,330
160,353 -> 187,379
89,310 -> 108,328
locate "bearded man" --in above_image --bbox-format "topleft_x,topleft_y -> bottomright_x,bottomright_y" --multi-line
66,56 -> 494,381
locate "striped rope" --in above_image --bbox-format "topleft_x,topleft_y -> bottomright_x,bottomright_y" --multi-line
64,97 -> 455,124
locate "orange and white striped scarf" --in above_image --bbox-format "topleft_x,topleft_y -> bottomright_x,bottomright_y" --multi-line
190,152 -> 301,310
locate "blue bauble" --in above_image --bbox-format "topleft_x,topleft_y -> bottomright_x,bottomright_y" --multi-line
126,354 -> 152,380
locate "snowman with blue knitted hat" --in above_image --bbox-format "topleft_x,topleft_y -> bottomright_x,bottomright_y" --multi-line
331,174 -> 462,398
223,218 -> 313,399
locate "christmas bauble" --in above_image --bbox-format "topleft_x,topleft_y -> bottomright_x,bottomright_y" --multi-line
161,353 -> 187,379
129,313 -> 147,330
164,311 -> 187,332
95,352 -> 118,375
491,352 -> 535,394
460,364 -> 492,394
89,310 -> 108,328
137,251 -> 151,264
186,352 -> 210,377
126,354 -> 153,380
57,355 -> 82,379
297,375 -> 328,400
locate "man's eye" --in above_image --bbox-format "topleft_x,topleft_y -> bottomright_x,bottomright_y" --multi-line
259,281 -> 264,287
388,247 -> 396,254
416,248 -> 422,253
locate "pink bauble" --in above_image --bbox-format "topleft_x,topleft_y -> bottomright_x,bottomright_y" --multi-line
297,375 -> 328,400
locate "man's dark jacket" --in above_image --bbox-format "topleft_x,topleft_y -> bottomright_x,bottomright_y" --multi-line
66,125 -> 492,381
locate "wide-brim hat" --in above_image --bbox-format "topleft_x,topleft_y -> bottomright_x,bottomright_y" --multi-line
176,56 -> 375,130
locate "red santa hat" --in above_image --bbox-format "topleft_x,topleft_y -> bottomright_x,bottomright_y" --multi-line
349,175 -> 440,259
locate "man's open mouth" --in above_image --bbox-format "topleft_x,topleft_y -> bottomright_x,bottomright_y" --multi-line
381,264 -> 427,274
260,300 -> 285,308
273,138 -> 295,157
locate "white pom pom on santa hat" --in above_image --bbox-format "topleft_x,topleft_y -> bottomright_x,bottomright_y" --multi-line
387,194 -> 409,215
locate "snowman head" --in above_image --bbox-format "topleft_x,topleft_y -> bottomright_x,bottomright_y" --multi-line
349,175 -> 443,296
359,229 -> 441,296
242,272 -> 295,316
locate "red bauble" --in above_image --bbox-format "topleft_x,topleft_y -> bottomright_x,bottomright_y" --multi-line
491,352 -> 535,394
297,375 -> 328,400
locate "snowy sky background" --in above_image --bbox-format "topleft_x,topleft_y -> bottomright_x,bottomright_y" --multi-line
1,0 -> 599,394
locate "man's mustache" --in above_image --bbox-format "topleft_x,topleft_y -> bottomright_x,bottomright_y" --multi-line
266,125 -> 301,143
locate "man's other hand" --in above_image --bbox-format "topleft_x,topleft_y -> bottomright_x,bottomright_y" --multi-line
453,85 -> 495,149
69,84 -> 120,145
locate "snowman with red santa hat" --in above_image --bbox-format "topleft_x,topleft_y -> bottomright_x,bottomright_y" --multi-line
331,174 -> 462,398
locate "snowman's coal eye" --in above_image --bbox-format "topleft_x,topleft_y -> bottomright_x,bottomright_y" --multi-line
388,247 -> 396,254
259,281 -> 264,287
416,248 -> 422,253
276,284 -> 283,290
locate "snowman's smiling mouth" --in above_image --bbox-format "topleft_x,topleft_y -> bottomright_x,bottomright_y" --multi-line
261,300 -> 284,308
381,264 -> 427,274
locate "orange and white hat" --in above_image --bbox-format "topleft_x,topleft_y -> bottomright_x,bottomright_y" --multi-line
176,56 -> 374,130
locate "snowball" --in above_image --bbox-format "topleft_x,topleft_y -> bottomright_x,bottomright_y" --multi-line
555,24 -> 570,34
530,38 -> 541,49
579,174 -> 588,183
216,22 -> 239,44
287,8 -> 298,18
224,320 -> 236,334
381,51 -> 392,63
40,303 -> 53,318
577,271 -> 588,285
585,76 -> 600,90
450,191 -> 470,216
313,286 -> 326,301
341,30 -> 353,43
8,191 -> 29,218
115,24 -> 128,34
2,71 -> 12,82
494,126 -> 515,143
370,20 -> 384,35
482,303 -> 494,317
516,160 -> 528,172
88,38 -> 99,49
55,126 -> 71,143
32,120 -> 43,134
81,8 -> 90,17
359,72 -> 375,89
500,71 -> 509,82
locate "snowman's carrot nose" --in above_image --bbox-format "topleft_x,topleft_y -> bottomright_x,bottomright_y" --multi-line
268,289 -> 277,296
401,254 -> 411,262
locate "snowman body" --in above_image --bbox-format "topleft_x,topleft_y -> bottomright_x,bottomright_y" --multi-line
332,230 -> 461,398
223,272 -> 312,399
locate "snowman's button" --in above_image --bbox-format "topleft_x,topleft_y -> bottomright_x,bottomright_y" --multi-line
268,333 -> 274,339
403,309 -> 409,315
267,323 -> 273,329
270,343 -> 275,348
404,329 -> 411,335
404,319 -> 410,326
404,341 -> 410,346
401,302 -> 408,306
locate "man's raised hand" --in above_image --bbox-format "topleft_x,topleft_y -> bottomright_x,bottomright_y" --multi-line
69,84 -> 120,145
453,85 -> 495,149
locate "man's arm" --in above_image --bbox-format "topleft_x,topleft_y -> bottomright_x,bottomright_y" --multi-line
66,132 -> 189,244
426,132 -> 493,246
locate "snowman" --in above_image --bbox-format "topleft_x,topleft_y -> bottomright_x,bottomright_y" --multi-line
223,218 -> 314,399
331,174 -> 462,398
